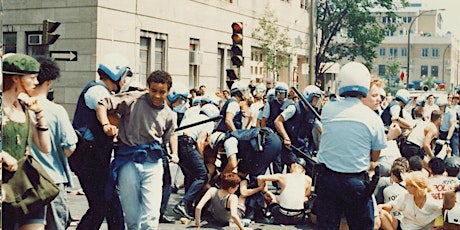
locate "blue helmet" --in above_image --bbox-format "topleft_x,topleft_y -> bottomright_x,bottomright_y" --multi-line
167,83 -> 189,103
395,89 -> 411,105
303,85 -> 323,103
338,62 -> 370,97
98,53 -> 131,82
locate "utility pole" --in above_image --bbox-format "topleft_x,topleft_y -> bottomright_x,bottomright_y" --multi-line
308,0 -> 315,85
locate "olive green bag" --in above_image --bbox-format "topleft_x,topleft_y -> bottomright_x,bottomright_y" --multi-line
3,154 -> 59,215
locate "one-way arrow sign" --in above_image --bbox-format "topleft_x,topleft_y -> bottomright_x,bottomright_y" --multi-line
50,51 -> 78,61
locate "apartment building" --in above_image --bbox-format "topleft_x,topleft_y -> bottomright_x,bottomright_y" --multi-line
372,3 -> 460,91
2,0 -> 311,115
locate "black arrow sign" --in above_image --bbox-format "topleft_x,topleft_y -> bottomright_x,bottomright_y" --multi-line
50,51 -> 78,61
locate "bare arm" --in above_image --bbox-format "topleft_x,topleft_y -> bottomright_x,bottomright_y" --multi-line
223,154 -> 238,174
96,104 -> 118,137
196,131 -> 208,157
31,110 -> 51,154
225,112 -> 237,132
195,188 -> 215,227
275,115 -> 291,146
169,132 -> 179,163
423,125 -> 437,158
261,117 -> 267,128
239,179 -> 264,198
228,195 -> 245,230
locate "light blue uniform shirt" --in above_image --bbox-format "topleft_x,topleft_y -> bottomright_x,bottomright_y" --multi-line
31,97 -> 78,186
440,107 -> 457,132
178,113 -> 215,141
317,97 -> 387,173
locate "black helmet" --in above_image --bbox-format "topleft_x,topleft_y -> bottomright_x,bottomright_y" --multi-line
445,156 -> 460,177
293,157 -> 307,171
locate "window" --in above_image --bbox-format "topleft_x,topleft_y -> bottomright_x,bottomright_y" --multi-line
300,0 -> 308,9
378,65 -> 385,76
217,47 -> 225,91
154,39 -> 165,70
432,48 -> 439,58
431,66 -> 438,77
421,48 -> 429,57
421,65 -> 428,76
250,47 -> 264,78
3,32 -> 17,54
189,38 -> 200,88
389,48 -> 397,57
379,48 -> 386,57
401,48 -> 408,57
140,31 -> 167,84
140,37 -> 151,83
26,31 -> 45,57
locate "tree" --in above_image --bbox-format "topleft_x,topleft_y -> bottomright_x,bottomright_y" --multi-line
315,0 -> 407,86
252,6 -> 296,83
384,60 -> 402,93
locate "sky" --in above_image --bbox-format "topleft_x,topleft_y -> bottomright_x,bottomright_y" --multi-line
414,0 -> 460,38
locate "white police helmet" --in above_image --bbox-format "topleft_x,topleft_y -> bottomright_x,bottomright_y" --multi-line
267,89 -> 276,101
201,94 -> 220,107
231,81 -> 249,95
209,131 -> 226,149
303,85 -> 323,103
192,96 -> 202,107
275,82 -> 289,98
338,62 -> 370,97
167,83 -> 189,103
436,95 -> 448,107
200,104 -> 220,118
395,89 -> 411,105
98,53 -> 131,82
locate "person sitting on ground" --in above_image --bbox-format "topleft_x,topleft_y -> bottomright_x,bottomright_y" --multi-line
195,173 -> 254,230
257,157 -> 312,225
379,171 -> 442,230
382,163 -> 408,221
427,157 -> 449,204
442,184 -> 460,229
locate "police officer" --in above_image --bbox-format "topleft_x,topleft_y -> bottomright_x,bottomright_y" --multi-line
315,62 -> 387,229
167,83 -> 189,126
173,104 -> 220,219
72,53 -> 129,229
274,85 -> 322,176
381,89 -> 414,129
208,127 -> 282,220
434,95 -> 458,156
260,82 -> 291,189
216,81 -> 248,132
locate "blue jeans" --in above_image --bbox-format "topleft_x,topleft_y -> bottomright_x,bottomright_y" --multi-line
315,169 -> 374,230
118,158 -> 164,230
46,183 -> 69,230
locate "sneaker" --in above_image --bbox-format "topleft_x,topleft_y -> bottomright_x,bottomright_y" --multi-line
159,215 -> 175,223
173,202 -> 193,220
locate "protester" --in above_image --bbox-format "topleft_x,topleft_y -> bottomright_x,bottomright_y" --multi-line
442,184 -> 460,229
195,173 -> 248,230
30,57 -> 78,230
379,171 -> 442,230
257,157 -> 312,225
2,53 -> 52,230
96,70 -> 178,229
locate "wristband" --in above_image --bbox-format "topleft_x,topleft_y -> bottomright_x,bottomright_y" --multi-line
102,123 -> 110,127
35,110 -> 43,114
36,125 -> 49,131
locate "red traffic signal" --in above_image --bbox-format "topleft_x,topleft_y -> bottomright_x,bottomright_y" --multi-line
42,19 -> 61,45
231,22 -> 243,67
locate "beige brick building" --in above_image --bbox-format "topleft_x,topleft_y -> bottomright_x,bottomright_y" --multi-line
2,0 -> 312,116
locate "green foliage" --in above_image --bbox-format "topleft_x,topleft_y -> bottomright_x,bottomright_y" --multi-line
424,75 -> 436,90
316,0 -> 407,77
252,6 -> 295,81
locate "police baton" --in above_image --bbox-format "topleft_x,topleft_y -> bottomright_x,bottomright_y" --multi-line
285,145 -> 317,165
291,87 -> 321,121
175,115 -> 223,132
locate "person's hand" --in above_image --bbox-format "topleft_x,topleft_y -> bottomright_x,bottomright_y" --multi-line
18,94 -> 42,113
3,152 -> 18,172
169,154 -> 179,164
102,124 -> 118,137
387,123 -> 402,140
283,138 -> 291,147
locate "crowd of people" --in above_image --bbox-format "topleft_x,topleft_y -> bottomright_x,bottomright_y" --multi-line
3,52 -> 460,230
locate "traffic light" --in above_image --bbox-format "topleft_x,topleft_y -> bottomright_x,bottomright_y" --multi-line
42,19 -> 61,45
231,22 -> 243,67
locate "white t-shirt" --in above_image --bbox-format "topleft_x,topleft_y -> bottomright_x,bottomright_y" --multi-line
226,99 -> 240,116
224,137 -> 239,158
383,182 -> 407,220
248,101 -> 264,128
390,192 -> 442,230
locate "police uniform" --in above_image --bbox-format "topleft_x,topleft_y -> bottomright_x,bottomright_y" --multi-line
174,113 -> 215,218
316,97 -> 387,229
216,97 -> 242,132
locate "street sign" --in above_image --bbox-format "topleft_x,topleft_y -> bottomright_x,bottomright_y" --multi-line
50,51 -> 77,61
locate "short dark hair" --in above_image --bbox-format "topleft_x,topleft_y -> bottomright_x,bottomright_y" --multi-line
428,157 -> 445,175
430,110 -> 443,123
147,70 -> 172,90
409,155 -> 423,171
36,56 -> 60,85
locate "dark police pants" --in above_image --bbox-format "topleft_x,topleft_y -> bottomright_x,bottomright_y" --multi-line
178,137 -> 207,208
315,168 -> 374,230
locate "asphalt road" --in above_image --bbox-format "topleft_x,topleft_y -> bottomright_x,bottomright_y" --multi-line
67,163 -> 316,230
